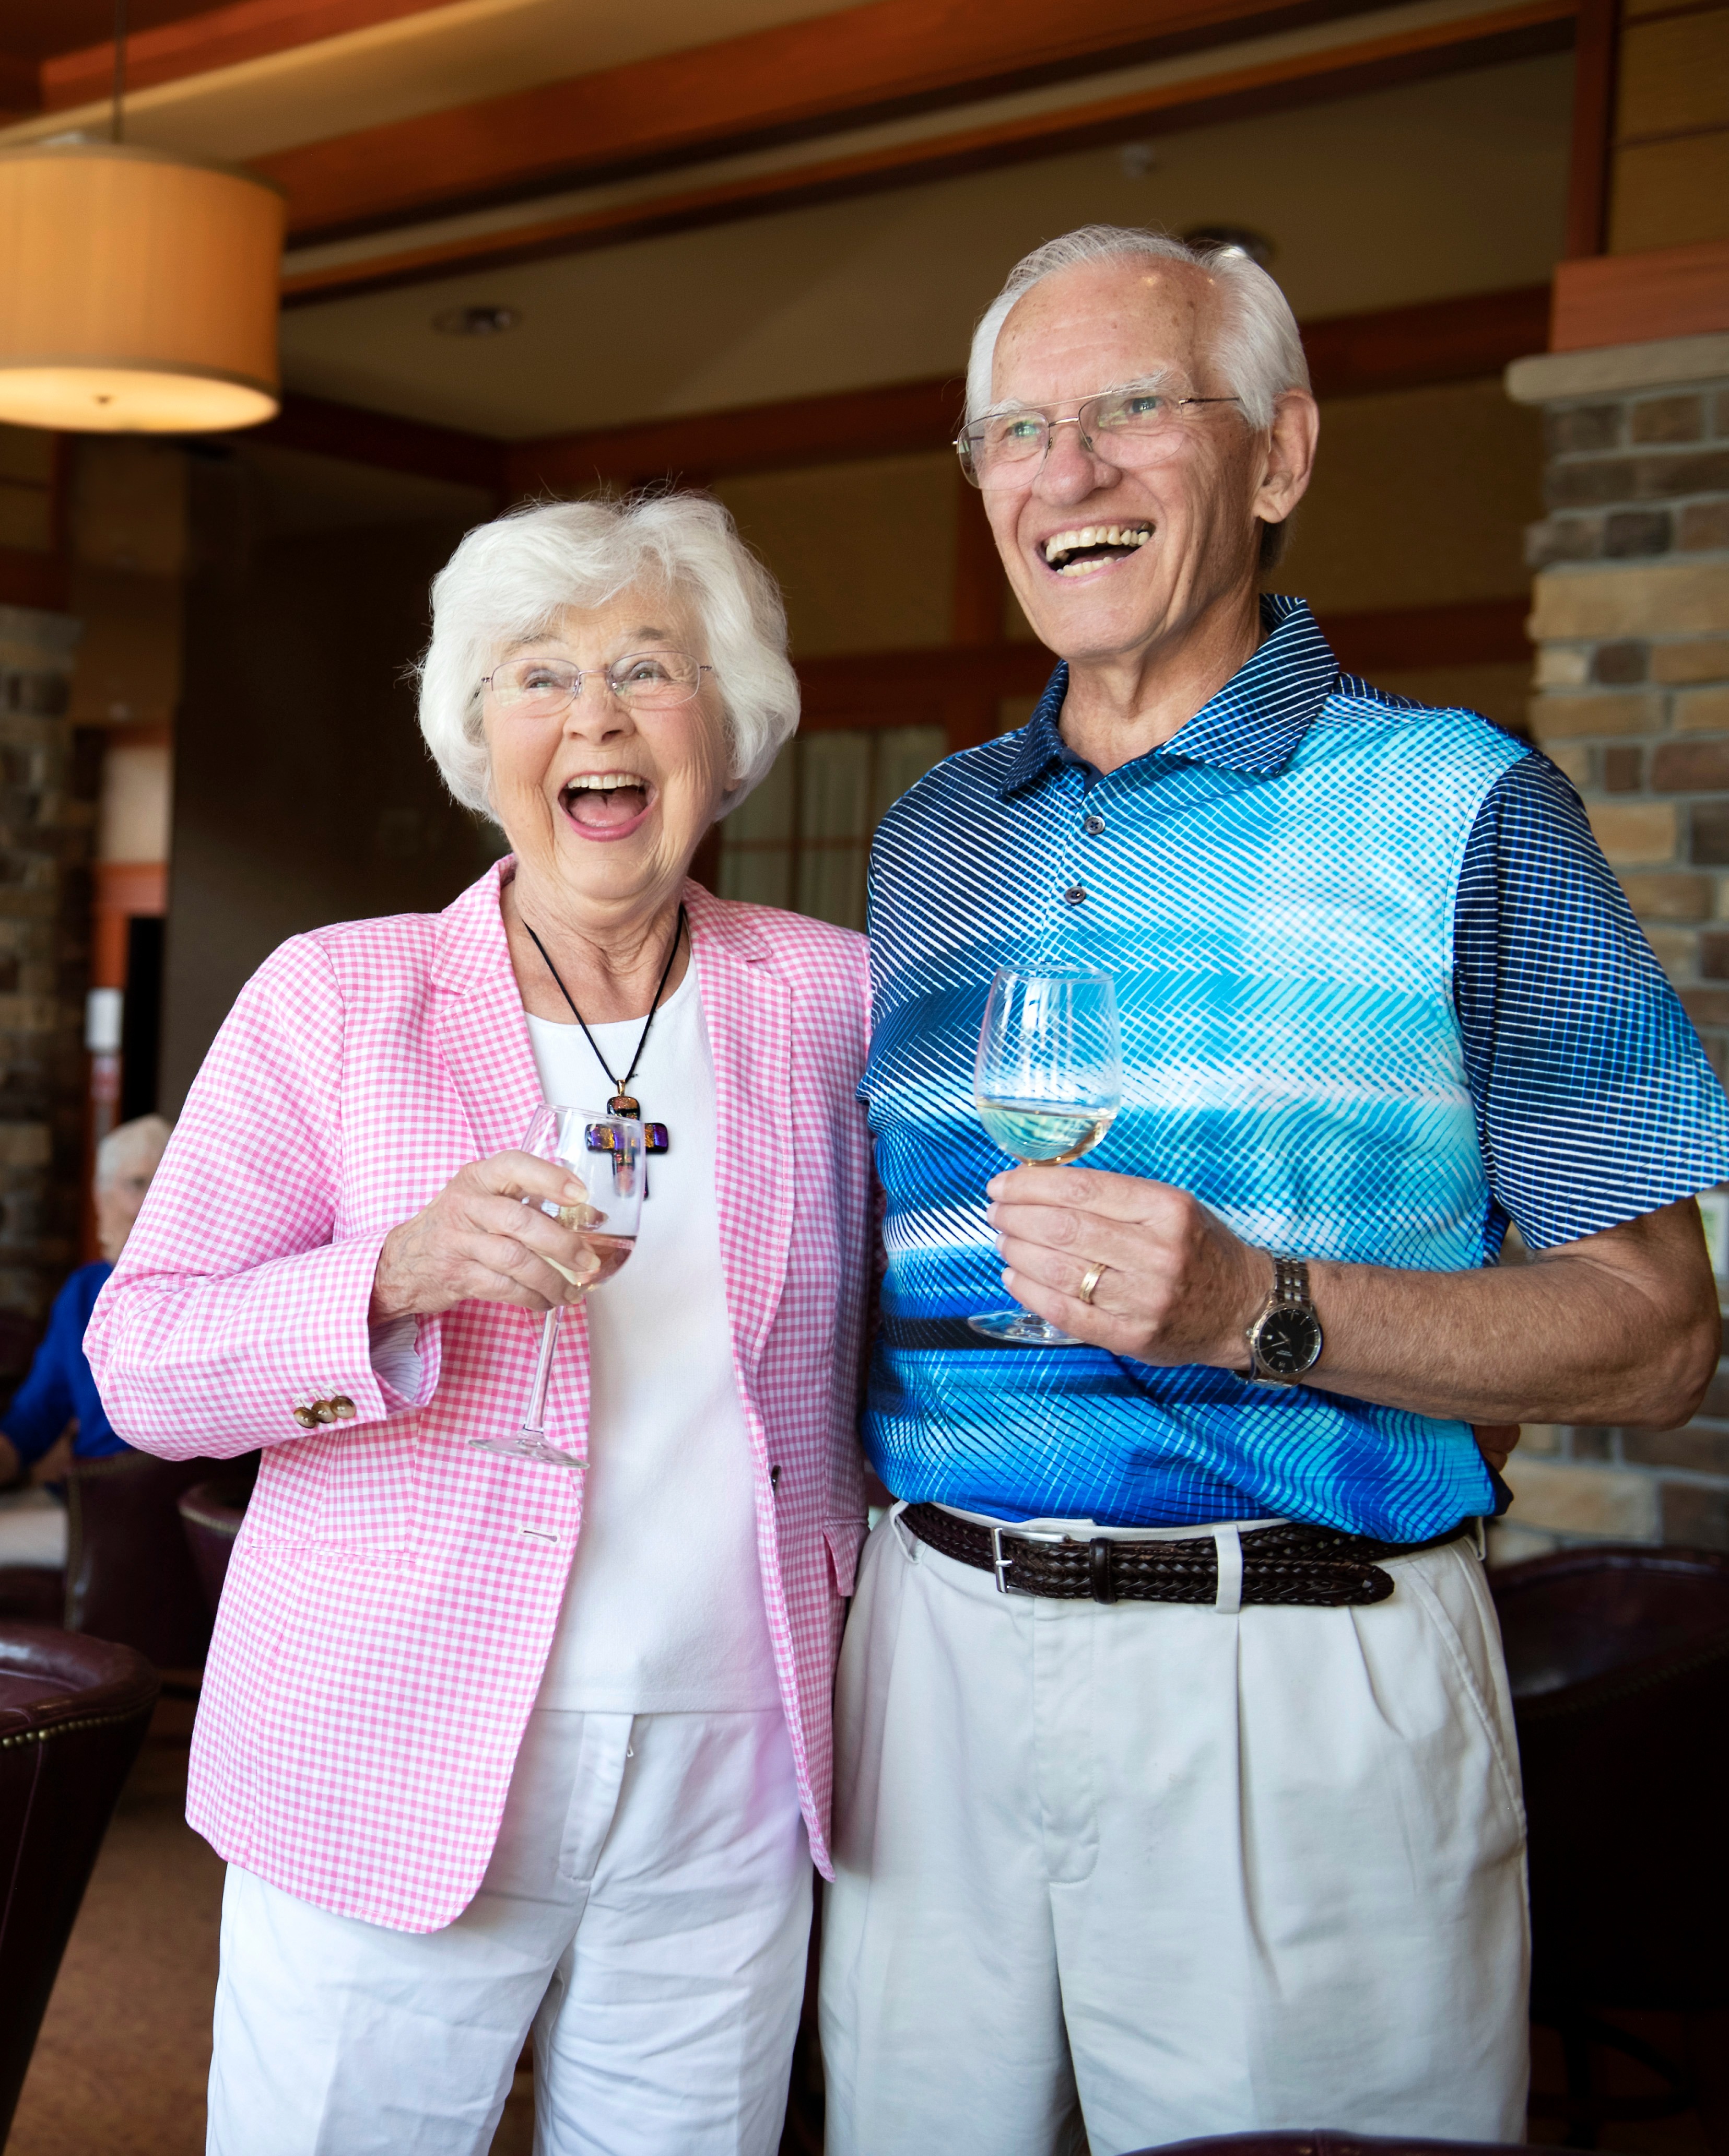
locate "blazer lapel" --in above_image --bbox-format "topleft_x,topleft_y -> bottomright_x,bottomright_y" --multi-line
688,884 -> 793,1382
431,860 -> 545,1159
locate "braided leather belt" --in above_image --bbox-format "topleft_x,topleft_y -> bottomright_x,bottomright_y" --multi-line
900,1503 -> 1473,1608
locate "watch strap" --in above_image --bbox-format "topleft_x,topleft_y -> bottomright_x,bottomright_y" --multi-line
1244,1253 -> 1320,1384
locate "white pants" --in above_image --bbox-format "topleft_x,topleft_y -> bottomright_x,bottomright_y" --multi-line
208,1706 -> 810,2156
819,1513 -> 1530,2156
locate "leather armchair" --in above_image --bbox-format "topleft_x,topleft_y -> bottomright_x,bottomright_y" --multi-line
1492,1543 -> 1729,2144
0,1566 -> 64,1623
0,1624 -> 158,2142
65,1452 -> 227,1672
177,1465 -> 256,1616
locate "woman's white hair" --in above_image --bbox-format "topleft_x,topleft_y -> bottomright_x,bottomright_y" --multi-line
417,493 -> 799,824
95,1113 -> 171,1188
966,223 -> 1309,427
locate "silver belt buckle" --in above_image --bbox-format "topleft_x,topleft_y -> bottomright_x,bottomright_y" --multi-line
990,1521 -> 1067,1593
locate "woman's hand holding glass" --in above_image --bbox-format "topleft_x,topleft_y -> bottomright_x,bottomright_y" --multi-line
369,1153 -> 603,1322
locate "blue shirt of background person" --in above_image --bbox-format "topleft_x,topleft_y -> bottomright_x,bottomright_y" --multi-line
0,1114 -> 173,1484
1,1261 -> 128,1466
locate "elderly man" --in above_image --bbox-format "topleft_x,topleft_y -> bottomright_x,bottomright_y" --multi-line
819,225 -> 1729,2156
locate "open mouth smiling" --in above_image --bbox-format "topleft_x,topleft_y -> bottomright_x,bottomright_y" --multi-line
559,770 -> 655,837
1040,524 -> 1153,577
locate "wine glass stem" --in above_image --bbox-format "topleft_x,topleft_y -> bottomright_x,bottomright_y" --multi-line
521,1305 -> 563,1437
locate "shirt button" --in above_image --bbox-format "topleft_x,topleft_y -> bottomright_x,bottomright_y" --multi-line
1064,884 -> 1087,906
1084,814 -> 1105,836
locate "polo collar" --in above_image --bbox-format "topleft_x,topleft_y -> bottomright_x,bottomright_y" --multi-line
999,593 -> 1339,798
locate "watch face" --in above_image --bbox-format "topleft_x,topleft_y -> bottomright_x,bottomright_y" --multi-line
1258,1305 -> 1323,1376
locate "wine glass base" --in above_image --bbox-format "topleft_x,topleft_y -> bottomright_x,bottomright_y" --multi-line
467,1433 -> 587,1471
967,1309 -> 1085,1348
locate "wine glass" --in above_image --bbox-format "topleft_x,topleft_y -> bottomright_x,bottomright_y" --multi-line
970,967 -> 1122,1347
468,1106 -> 644,1470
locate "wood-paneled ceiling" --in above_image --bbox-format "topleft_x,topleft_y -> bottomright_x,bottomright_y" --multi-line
0,0 -> 1579,441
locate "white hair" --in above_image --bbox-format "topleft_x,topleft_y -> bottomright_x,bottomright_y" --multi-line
417,493 -> 799,823
966,224 -> 1310,427
96,1113 -> 171,1188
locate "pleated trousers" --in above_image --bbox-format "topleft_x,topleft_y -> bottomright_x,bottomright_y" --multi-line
819,1510 -> 1530,2156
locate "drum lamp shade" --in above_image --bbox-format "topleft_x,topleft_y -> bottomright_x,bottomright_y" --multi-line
0,141 -> 285,432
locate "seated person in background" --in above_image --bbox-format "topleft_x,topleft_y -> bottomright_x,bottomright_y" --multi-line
0,1113 -> 172,1487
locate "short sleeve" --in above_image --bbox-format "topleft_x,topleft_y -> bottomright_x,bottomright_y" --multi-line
1453,751 -> 1729,1250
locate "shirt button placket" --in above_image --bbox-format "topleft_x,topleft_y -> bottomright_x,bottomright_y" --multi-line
1057,771 -> 1091,960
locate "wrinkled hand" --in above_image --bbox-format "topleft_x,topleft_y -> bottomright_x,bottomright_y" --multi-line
370,1152 -> 602,1321
987,1164 -> 1268,1366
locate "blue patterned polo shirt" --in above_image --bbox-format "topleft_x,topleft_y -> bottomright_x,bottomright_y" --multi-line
861,596 -> 1729,1539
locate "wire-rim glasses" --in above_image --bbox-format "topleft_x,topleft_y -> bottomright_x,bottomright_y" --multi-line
955,386 -> 1243,490
482,650 -> 715,716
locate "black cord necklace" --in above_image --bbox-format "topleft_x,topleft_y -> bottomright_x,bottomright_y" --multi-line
522,906 -> 685,1155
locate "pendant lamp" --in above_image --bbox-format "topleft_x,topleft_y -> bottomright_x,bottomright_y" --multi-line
0,3 -> 284,434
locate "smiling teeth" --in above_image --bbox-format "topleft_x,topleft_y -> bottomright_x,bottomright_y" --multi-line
566,773 -> 644,791
1043,525 -> 1152,569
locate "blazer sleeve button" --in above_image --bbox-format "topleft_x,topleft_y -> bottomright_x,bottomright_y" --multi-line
328,1397 -> 357,1420
292,1406 -> 320,1429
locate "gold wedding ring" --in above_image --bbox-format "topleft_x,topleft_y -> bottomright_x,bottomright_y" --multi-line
1078,1260 -> 1108,1306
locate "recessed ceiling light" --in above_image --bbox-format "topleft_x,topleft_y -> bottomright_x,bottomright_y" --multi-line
1182,225 -> 1276,267
433,304 -> 522,337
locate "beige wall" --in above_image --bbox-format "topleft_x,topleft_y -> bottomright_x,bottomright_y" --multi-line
1273,380 -> 1545,614
715,452 -> 958,657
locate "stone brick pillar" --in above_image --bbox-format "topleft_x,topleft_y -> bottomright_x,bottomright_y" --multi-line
1501,331 -> 1729,1556
0,603 -> 93,1383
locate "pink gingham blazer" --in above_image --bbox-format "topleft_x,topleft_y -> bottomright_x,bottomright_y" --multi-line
85,862 -> 872,1932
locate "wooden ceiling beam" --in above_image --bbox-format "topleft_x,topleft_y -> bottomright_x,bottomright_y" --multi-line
40,0 -> 453,110
508,378 -> 963,497
249,391 -> 508,494
279,0 -> 1576,306
258,0 -> 1414,244
1299,281 -> 1551,396
505,283 -> 1552,499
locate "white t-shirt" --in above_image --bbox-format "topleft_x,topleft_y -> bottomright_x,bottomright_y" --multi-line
525,967 -> 782,1713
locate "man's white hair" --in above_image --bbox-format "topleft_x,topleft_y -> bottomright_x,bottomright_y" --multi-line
965,224 -> 1310,427
417,493 -> 799,824
96,1113 -> 171,1188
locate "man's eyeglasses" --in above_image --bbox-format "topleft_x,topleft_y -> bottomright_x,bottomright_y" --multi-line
955,388 -> 1243,491
481,650 -> 714,716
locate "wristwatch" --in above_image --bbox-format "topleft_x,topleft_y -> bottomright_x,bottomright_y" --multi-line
1243,1256 -> 1324,1385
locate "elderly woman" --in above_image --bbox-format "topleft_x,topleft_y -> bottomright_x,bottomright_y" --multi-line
86,495 -> 872,2156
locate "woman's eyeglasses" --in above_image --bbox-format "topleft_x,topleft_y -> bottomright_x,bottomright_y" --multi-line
481,650 -> 714,714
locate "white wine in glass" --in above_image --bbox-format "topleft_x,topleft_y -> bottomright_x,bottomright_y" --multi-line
469,1106 -> 644,1470
974,1099 -> 1117,1166
971,967 -> 1122,1347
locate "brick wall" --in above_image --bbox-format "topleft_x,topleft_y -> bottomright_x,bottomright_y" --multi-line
0,603 -> 94,1385
1500,336 -> 1729,1560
